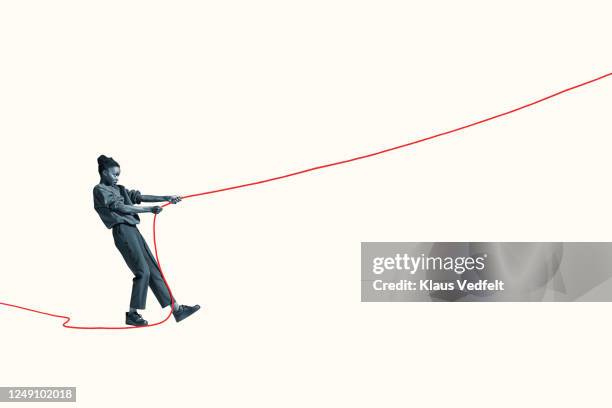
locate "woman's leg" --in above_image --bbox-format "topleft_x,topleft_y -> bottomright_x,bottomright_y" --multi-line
134,228 -> 176,309
112,224 -> 151,310
137,229 -> 202,322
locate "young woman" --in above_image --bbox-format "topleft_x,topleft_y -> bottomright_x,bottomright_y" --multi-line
93,155 -> 200,326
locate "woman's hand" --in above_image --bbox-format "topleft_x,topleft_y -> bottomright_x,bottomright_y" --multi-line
150,206 -> 163,214
166,195 -> 182,204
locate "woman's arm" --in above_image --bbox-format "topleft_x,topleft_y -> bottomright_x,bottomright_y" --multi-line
140,195 -> 182,204
115,203 -> 163,214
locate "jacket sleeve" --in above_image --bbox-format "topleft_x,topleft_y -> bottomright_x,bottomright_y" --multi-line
93,186 -> 125,211
126,188 -> 142,204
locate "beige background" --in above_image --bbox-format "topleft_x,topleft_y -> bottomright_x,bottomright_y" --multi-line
1,1 -> 611,407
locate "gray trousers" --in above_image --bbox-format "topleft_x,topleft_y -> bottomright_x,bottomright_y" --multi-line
112,223 -> 174,309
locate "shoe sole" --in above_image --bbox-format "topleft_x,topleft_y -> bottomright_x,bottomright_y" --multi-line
126,321 -> 148,327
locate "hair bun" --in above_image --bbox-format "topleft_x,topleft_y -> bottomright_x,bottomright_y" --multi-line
97,154 -> 110,165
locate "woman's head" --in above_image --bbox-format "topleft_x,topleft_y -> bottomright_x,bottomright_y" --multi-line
97,155 -> 120,185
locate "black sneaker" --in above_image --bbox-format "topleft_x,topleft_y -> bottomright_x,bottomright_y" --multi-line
173,304 -> 201,323
126,311 -> 148,326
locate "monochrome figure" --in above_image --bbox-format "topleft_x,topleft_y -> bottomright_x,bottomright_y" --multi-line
93,155 -> 200,326
426,242 -> 563,301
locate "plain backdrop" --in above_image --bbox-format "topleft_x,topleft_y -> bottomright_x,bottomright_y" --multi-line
1,1 -> 611,407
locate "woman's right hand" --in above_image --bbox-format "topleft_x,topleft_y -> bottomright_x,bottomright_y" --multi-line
150,206 -> 163,214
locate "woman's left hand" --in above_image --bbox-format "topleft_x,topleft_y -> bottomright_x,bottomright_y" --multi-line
167,195 -> 182,204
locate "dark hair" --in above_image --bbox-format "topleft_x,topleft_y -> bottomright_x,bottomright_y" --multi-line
97,155 -> 120,176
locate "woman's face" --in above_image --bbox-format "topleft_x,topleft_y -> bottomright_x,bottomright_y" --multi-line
102,166 -> 120,185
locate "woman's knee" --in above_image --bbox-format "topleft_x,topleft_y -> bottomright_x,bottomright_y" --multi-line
132,267 -> 150,281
